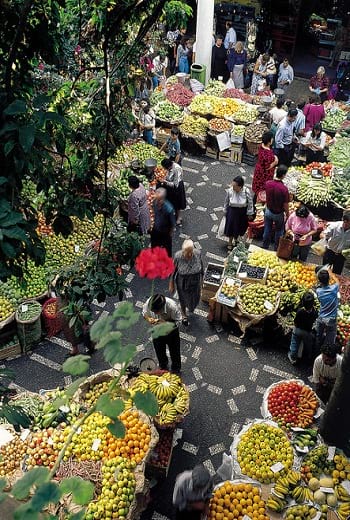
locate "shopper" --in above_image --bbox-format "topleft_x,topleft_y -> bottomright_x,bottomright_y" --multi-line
160,126 -> 182,163
304,123 -> 327,164
269,99 -> 287,129
169,240 -> 204,326
142,293 -> 182,373
252,131 -> 279,199
274,108 -> 298,166
322,210 -> 350,274
309,66 -> 330,103
173,464 -> 214,520
224,21 -> 237,50
223,175 -> 254,251
277,58 -> 294,91
312,344 -> 342,404
288,292 -> 318,365
250,53 -> 276,94
294,99 -> 306,136
176,37 -> 190,74
227,41 -> 247,88
285,204 -> 318,261
152,53 -> 168,89
263,165 -> 290,250
160,158 -> 186,226
315,267 -> 339,350
303,95 -> 325,133
138,103 -> 156,145
150,188 -> 176,257
211,35 -> 228,82
127,176 -> 151,234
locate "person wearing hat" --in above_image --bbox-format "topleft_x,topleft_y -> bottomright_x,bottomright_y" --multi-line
173,464 -> 214,519
321,210 -> 350,275
315,266 -> 339,352
142,293 -> 182,373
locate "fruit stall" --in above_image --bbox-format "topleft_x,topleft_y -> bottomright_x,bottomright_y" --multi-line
0,368 -> 190,519
207,244 -> 341,335
206,376 -> 350,520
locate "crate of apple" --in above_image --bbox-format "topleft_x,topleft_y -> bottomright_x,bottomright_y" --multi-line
146,429 -> 174,479
26,427 -> 60,469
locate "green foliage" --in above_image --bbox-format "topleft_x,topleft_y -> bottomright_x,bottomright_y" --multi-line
96,394 -> 125,419
134,390 -> 159,416
163,1 -> 193,29
62,354 -> 91,376
151,321 -> 175,339
59,477 -> 94,505
12,467 -> 50,501
107,418 -> 126,438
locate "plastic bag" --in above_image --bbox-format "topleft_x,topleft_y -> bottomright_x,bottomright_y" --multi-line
190,78 -> 205,93
216,453 -> 233,481
225,78 -> 235,90
311,238 -> 327,256
218,215 -> 226,237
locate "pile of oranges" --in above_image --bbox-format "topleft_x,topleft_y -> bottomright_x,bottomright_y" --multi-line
62,409 -> 151,465
284,262 -> 337,290
208,482 -> 269,520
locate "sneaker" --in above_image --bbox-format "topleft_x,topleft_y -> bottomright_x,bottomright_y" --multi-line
288,352 -> 297,365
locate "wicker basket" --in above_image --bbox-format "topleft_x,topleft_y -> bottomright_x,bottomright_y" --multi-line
42,297 -> 63,337
244,138 -> 261,156
15,300 -> 42,351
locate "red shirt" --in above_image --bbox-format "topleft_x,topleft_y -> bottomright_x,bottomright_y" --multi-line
265,179 -> 289,214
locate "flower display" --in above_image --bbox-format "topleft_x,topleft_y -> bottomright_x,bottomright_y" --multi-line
135,247 -> 174,279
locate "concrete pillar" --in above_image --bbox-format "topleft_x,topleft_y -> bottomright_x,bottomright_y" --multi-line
195,0 -> 215,84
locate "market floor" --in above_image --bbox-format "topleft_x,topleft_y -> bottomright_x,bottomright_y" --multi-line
5,155 -> 322,520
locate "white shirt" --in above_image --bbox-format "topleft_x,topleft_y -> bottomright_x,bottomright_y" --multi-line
153,55 -> 168,75
278,64 -> 294,85
304,130 -> 326,151
324,221 -> 350,254
142,297 -> 182,327
224,27 -> 237,49
269,106 -> 287,125
312,354 -> 342,383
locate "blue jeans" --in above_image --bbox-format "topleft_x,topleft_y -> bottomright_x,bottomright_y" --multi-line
289,327 -> 314,360
143,129 -> 154,145
316,317 -> 337,351
263,208 -> 285,250
152,75 -> 159,89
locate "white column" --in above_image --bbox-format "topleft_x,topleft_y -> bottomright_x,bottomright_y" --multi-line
195,0 -> 215,84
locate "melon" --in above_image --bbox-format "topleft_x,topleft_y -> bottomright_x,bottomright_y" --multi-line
308,477 -> 320,491
319,477 -> 334,488
327,493 -> 337,507
314,490 -> 326,505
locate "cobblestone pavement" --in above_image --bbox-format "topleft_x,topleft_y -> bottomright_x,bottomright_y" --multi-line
4,155 -> 321,520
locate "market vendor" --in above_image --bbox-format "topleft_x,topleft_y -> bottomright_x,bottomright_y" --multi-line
277,58 -> 294,91
173,464 -> 214,520
138,102 -> 156,145
309,66 -> 330,104
160,126 -> 182,164
321,210 -> 350,275
303,123 -> 327,164
312,344 -> 342,404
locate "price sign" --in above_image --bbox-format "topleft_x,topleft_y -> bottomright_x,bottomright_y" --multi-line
242,516 -> 251,520
270,462 -> 284,473
238,272 -> 247,278
341,480 -> 350,493
319,487 -> 334,494
327,445 -> 336,461
264,300 -> 273,311
92,438 -> 101,451
51,291 -> 56,298
291,427 -> 305,432
314,408 -> 324,418
47,437 -> 54,446
233,256 -> 239,263
74,245 -> 80,253
21,304 -> 28,312
296,445 -> 309,453
20,429 -> 30,441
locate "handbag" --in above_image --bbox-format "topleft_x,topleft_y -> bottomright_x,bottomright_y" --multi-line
276,234 -> 295,260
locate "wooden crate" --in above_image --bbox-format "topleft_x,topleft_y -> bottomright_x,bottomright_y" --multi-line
218,150 -> 232,162
201,287 -> 217,303
145,429 -> 174,480
202,262 -> 225,302
231,148 -> 242,163
0,330 -> 21,360
206,147 -> 218,159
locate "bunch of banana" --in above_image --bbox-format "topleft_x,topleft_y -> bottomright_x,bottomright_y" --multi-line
266,494 -> 288,512
273,471 -> 302,497
288,470 -> 302,485
338,502 -> 350,520
173,395 -> 189,415
291,485 -> 313,503
157,403 -> 177,425
336,484 -> 350,502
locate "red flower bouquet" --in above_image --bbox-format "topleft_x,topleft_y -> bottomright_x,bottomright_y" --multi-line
135,247 -> 174,279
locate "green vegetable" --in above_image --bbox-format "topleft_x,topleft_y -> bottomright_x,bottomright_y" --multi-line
16,301 -> 42,321
296,174 -> 332,206
154,100 -> 183,122
179,114 -> 208,138
328,137 -> 350,169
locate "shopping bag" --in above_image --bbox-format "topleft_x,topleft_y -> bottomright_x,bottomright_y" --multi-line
276,234 -> 294,260
311,238 -> 327,256
225,78 -> 235,90
218,215 -> 226,237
